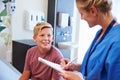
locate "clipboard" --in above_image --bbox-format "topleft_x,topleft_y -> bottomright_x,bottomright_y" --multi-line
38,57 -> 66,73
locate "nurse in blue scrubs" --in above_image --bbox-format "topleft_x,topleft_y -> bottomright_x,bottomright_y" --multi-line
59,0 -> 120,80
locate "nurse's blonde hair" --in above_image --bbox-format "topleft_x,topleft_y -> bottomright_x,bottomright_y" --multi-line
76,0 -> 112,13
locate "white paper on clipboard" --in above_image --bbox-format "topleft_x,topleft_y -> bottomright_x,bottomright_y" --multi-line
38,57 -> 66,73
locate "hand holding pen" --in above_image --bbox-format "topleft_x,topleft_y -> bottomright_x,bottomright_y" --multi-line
59,58 -> 83,80
67,58 -> 78,65
60,58 -> 78,71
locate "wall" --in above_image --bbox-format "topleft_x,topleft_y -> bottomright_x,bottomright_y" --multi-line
12,0 -> 48,40
112,0 -> 120,22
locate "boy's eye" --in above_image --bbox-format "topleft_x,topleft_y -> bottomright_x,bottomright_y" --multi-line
38,34 -> 52,37
48,34 -> 51,37
39,34 -> 44,37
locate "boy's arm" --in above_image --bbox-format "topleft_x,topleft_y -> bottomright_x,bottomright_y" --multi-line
19,70 -> 30,80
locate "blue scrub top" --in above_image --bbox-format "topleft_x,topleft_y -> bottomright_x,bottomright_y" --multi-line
80,24 -> 120,80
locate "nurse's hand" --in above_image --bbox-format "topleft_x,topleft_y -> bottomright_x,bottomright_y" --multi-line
59,71 -> 84,80
60,58 -> 81,71
60,58 -> 75,71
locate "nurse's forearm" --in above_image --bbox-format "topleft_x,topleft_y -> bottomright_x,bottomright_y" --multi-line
74,64 -> 81,71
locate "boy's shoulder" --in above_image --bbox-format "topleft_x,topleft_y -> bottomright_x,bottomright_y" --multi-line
51,46 -> 61,52
28,46 -> 38,50
51,46 -> 63,57
27,46 -> 38,54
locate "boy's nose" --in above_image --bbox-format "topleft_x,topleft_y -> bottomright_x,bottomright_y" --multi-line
43,35 -> 48,40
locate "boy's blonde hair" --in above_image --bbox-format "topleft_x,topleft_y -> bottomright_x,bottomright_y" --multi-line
33,22 -> 53,37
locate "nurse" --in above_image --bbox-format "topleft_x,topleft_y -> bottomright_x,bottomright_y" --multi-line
59,0 -> 120,80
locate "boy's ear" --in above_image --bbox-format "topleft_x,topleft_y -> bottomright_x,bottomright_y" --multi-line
33,36 -> 36,42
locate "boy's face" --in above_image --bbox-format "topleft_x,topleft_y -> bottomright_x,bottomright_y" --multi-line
34,28 -> 53,50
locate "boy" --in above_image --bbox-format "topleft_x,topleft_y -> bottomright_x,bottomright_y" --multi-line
19,22 -> 63,80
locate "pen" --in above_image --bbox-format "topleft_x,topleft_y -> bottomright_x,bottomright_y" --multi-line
67,58 -> 78,65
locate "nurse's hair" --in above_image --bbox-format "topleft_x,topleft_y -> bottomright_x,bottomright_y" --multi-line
76,0 -> 112,13
33,22 -> 53,37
